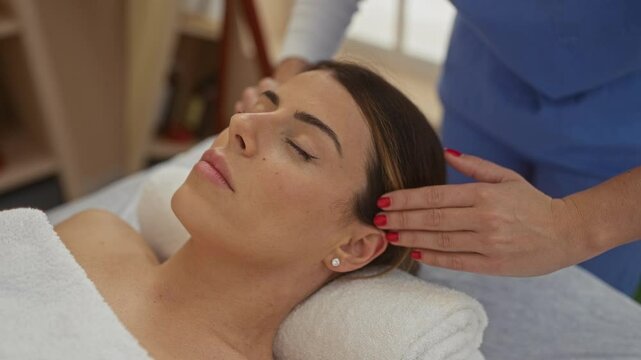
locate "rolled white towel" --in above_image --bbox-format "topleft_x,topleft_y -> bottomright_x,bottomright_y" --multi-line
137,166 -> 190,261
137,166 -> 488,359
274,267 -> 487,360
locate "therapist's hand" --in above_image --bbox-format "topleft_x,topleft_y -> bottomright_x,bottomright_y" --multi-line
234,77 -> 278,114
374,149 -> 591,277
234,57 -> 309,113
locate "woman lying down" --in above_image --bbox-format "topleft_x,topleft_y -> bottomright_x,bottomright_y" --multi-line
54,61 -> 446,359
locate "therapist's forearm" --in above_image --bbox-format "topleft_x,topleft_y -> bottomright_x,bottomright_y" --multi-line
563,165 -> 641,254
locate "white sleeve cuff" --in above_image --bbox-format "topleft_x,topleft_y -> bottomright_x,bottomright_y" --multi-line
279,0 -> 361,63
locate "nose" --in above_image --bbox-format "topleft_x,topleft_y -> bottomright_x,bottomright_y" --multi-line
228,113 -> 257,157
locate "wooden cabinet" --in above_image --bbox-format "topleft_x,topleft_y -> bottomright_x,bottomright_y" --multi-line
125,0 -> 273,172
125,2 -> 223,170
0,0 -> 278,202
0,0 -> 125,200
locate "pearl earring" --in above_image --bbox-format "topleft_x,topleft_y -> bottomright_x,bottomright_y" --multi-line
331,258 -> 341,267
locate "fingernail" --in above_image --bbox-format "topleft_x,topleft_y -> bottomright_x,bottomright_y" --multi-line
377,196 -> 391,208
411,250 -> 422,260
373,214 -> 387,227
385,231 -> 399,243
444,148 -> 462,157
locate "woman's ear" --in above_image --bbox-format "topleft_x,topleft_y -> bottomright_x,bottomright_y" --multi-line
325,225 -> 387,272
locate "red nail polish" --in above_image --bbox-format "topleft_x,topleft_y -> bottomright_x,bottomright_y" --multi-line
411,250 -> 422,260
385,231 -> 399,243
377,196 -> 391,208
444,148 -> 462,157
373,214 -> 387,227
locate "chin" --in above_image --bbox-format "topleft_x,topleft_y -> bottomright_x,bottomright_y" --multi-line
170,180 -> 240,251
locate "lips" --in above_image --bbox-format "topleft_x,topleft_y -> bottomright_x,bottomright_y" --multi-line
200,149 -> 235,191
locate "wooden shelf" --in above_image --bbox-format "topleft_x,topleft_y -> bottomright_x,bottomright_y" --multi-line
179,13 -> 222,41
128,1 -> 271,172
0,129 -> 57,194
147,136 -> 196,160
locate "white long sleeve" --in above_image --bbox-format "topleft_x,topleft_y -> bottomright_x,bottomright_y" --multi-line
280,0 -> 362,63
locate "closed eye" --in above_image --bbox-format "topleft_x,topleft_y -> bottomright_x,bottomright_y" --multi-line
284,138 -> 318,162
262,90 -> 342,158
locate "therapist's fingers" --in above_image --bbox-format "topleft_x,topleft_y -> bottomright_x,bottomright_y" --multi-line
240,86 -> 259,111
445,148 -> 522,183
257,77 -> 278,92
387,230 -> 482,253
374,207 -> 479,232
234,101 -> 243,113
379,183 -> 480,211
235,77 -> 278,113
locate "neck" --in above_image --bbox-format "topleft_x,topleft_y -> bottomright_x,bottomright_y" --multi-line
146,238 -> 328,359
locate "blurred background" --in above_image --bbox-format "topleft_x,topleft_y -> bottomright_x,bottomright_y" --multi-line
0,0 -> 455,211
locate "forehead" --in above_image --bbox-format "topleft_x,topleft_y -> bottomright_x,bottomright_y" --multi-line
278,70 -> 373,160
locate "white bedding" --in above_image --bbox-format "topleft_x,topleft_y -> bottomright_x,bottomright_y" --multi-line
46,137 -> 641,359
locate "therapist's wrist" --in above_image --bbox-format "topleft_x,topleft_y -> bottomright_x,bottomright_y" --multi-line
555,196 -> 608,262
273,57 -> 310,84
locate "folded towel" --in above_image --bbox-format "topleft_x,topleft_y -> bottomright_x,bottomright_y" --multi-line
139,166 -> 488,359
274,267 -> 487,360
138,166 -> 190,261
0,208 -> 150,359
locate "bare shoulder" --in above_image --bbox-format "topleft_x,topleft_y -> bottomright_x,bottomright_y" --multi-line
54,209 -> 159,272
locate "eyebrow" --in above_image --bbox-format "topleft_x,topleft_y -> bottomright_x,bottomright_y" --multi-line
262,90 -> 343,156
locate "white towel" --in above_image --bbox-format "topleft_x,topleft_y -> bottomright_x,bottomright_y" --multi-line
0,208 -> 150,359
274,267 -> 487,360
139,166 -> 488,360
137,166 -> 190,261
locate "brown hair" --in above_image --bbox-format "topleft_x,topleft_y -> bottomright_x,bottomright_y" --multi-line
305,61 -> 446,277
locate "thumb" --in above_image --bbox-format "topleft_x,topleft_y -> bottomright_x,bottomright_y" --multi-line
444,148 -> 521,183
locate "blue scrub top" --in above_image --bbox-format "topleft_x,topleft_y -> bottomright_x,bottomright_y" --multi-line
440,0 -> 641,182
439,1 -> 641,296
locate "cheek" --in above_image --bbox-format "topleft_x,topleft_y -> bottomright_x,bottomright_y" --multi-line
261,165 -> 332,212
251,162 -> 349,241
172,158 -> 357,265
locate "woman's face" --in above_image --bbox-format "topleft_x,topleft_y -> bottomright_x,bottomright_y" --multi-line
173,70 -> 385,270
